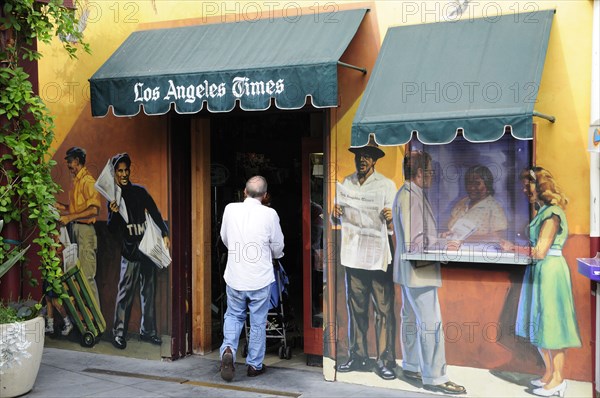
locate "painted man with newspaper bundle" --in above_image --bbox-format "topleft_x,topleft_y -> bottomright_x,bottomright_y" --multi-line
106,152 -> 170,350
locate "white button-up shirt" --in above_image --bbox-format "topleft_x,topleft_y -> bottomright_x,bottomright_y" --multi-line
220,197 -> 285,291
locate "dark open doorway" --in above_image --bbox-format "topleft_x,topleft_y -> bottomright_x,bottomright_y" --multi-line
209,109 -> 324,352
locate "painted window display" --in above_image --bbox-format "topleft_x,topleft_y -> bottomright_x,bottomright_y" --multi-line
404,135 -> 532,264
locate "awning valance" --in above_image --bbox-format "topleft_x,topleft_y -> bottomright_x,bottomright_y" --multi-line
90,9 -> 367,117
351,9 -> 555,147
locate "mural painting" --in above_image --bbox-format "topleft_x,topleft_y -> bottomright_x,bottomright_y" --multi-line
333,139 -> 589,397
49,146 -> 102,339
104,152 -> 170,350
332,135 -> 397,381
30,1 -> 594,396
392,149 -> 466,395
48,141 -> 171,358
55,147 -> 102,309
500,167 -> 582,397
43,236 -> 74,338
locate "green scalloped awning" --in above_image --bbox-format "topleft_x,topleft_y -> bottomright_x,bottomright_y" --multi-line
90,9 -> 367,117
352,9 -> 555,147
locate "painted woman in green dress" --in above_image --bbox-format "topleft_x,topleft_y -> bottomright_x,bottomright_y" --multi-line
501,167 -> 581,398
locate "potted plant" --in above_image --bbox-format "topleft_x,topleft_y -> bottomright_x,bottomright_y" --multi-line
0,306 -> 45,398
0,1 -> 89,396
0,219 -> 43,398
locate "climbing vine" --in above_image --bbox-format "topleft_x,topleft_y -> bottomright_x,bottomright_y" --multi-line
0,0 -> 89,294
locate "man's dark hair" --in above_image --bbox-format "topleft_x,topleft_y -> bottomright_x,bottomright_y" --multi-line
403,150 -> 432,180
111,153 -> 131,170
65,147 -> 86,165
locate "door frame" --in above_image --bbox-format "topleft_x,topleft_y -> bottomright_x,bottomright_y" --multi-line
302,136 -> 324,356
168,114 -> 193,358
190,117 -> 213,354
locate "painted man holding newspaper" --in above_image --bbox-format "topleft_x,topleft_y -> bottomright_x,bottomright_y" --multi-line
332,136 -> 397,380
106,153 -> 170,350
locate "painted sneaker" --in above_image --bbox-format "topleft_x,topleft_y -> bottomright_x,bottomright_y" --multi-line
45,320 -> 54,334
61,319 -> 73,336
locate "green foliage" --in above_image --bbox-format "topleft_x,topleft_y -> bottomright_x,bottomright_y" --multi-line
0,299 -> 42,323
0,0 -> 90,300
0,243 -> 30,279
0,0 -> 90,66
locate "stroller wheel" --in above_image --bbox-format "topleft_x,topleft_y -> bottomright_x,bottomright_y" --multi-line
278,345 -> 285,359
242,342 -> 248,358
285,346 -> 292,360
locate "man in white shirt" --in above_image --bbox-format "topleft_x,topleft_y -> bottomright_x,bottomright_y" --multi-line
219,176 -> 285,382
333,136 -> 397,380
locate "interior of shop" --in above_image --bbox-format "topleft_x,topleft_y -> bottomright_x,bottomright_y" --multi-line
208,108 -> 325,358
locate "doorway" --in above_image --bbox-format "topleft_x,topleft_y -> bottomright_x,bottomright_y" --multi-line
209,109 -> 325,357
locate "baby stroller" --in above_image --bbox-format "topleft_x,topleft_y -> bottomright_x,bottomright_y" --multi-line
241,259 -> 293,360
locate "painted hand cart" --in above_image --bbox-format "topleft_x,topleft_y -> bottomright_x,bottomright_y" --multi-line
60,263 -> 106,347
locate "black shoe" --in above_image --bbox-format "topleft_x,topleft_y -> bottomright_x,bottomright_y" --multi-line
220,347 -> 235,382
403,369 -> 422,381
423,381 -> 467,395
375,360 -> 395,380
140,334 -> 162,345
113,335 -> 127,350
337,357 -> 368,372
247,364 -> 267,377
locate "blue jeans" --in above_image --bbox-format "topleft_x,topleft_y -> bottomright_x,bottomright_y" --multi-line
220,284 -> 271,370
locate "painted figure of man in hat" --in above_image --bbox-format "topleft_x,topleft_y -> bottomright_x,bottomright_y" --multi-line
56,146 -> 102,310
392,150 -> 466,395
332,135 -> 397,380
107,153 -> 170,350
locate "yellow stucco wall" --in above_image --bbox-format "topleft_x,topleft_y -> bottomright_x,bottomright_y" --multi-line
39,0 -> 593,230
38,1 -> 210,147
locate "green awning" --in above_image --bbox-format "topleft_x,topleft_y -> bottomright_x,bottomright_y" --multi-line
90,9 -> 367,117
352,9 -> 555,146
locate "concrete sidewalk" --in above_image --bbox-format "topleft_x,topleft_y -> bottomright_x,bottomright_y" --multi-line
25,346 -> 594,397
28,348 -> 435,398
